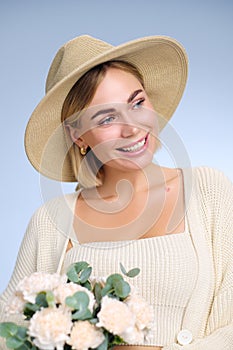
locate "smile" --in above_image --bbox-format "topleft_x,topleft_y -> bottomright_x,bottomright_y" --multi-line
117,134 -> 148,153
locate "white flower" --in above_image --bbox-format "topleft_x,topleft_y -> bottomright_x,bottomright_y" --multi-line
125,293 -> 154,330
28,306 -> 72,350
97,296 -> 135,335
67,320 -> 105,350
5,292 -> 25,314
54,282 -> 95,312
120,326 -> 145,344
16,272 -> 67,303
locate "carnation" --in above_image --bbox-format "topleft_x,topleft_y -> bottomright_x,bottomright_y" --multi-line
120,325 -> 145,344
125,292 -> 154,330
54,282 -> 95,312
16,272 -> 67,303
28,307 -> 72,350
96,296 -> 135,335
5,292 -> 25,314
68,320 -> 105,350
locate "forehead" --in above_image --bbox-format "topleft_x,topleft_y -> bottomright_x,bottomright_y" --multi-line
89,68 -> 144,107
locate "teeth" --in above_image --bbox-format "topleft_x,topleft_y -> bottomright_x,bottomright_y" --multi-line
121,138 -> 146,152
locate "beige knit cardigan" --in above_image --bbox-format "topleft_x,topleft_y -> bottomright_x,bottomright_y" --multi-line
0,167 -> 232,349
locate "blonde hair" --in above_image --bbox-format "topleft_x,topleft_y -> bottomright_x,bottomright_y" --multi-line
61,60 -> 144,189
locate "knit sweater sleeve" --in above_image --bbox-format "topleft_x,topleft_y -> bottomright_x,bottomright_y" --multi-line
0,198 -> 67,349
163,167 -> 233,350
0,210 -> 39,349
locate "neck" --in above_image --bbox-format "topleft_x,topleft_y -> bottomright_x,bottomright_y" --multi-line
99,163 -> 166,198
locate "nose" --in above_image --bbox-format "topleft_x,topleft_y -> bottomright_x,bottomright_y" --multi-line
121,123 -> 139,138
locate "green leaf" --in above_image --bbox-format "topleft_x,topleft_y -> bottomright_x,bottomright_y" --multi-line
119,263 -> 127,275
94,283 -> 102,304
66,261 -> 92,284
35,292 -> 48,308
0,322 -> 18,338
46,291 -> 55,307
82,280 -> 91,291
15,327 -> 28,341
72,309 -> 92,320
66,291 -> 93,320
66,291 -> 90,310
66,265 -> 80,283
119,263 -> 140,278
14,342 -> 34,350
23,303 -> 40,319
6,336 -> 24,349
100,283 -> 113,297
126,267 -> 140,278
106,273 -> 123,286
114,280 -> 130,299
89,317 -> 98,324
79,266 -> 92,283
74,261 -> 90,273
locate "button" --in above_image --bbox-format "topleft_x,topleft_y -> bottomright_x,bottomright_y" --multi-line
177,329 -> 193,345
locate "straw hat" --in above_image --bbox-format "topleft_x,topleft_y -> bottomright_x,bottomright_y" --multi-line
24,34 -> 188,182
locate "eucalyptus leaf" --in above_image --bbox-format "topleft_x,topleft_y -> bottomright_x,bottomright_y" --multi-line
82,280 -> 91,291
72,308 -> 92,320
0,322 -> 18,338
106,273 -> 123,286
66,291 -> 89,310
73,261 -> 89,273
15,327 -> 28,341
6,336 -> 24,349
119,263 -> 140,278
79,266 -> 92,283
119,263 -> 127,275
89,317 -> 98,324
101,283 -> 113,297
126,267 -> 140,278
66,265 -> 79,283
17,342 -> 36,350
23,303 -> 40,319
46,291 -> 55,307
114,280 -> 130,299
94,283 -> 102,304
35,292 -> 48,308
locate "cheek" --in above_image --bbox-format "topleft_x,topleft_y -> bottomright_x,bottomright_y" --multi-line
84,130 -> 118,164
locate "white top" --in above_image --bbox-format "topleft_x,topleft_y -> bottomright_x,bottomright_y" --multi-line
0,167 -> 232,350
62,215 -> 198,346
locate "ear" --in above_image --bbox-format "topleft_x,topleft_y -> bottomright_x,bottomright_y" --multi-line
65,125 -> 87,148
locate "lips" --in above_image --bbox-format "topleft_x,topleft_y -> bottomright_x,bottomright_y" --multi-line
117,134 -> 149,153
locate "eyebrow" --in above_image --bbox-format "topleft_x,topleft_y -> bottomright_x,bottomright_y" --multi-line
127,89 -> 143,103
91,108 -> 116,120
91,89 -> 143,120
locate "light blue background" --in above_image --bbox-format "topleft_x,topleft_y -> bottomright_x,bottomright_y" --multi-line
1,0 -> 232,293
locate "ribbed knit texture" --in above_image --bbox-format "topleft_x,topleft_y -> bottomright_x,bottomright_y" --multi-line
0,167 -> 232,349
62,232 -> 197,346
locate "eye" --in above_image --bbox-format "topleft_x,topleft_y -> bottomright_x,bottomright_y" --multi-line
98,115 -> 116,126
132,98 -> 145,110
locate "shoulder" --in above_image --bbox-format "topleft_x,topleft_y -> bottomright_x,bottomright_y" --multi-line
28,192 -> 78,232
185,166 -> 232,194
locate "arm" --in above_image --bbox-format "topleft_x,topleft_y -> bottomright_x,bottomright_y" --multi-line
0,213 -> 39,349
163,168 -> 233,349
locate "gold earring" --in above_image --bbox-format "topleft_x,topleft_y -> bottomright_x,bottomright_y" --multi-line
80,146 -> 87,156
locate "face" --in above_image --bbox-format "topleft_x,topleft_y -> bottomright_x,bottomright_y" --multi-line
72,68 -> 159,172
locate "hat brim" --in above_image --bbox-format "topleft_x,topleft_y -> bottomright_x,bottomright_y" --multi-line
25,35 -> 188,182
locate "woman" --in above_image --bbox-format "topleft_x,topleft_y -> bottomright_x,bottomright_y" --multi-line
0,35 -> 232,349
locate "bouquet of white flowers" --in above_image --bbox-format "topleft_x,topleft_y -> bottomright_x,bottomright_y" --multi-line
0,262 -> 153,350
